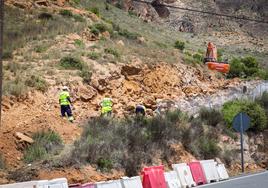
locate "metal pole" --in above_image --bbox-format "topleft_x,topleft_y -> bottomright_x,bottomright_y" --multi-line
0,0 -> 3,127
240,113 -> 245,173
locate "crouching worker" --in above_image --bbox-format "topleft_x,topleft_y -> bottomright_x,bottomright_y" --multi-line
135,104 -> 146,116
100,97 -> 113,117
59,86 -> 74,123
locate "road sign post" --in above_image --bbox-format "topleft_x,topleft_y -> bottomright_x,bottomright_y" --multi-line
240,113 -> 244,173
232,112 -> 250,173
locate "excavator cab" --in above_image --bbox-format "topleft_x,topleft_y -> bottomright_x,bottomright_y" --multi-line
204,42 -> 230,73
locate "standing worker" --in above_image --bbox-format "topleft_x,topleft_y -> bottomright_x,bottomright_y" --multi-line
135,104 -> 146,116
59,86 -> 74,123
100,96 -> 113,117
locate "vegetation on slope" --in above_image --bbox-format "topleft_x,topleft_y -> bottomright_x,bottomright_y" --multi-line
68,110 -> 223,176
24,130 -> 63,163
227,56 -> 268,79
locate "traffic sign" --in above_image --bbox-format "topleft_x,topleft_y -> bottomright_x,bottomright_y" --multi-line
232,112 -> 251,173
232,112 -> 250,132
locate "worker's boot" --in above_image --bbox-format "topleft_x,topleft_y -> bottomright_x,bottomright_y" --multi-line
68,116 -> 74,123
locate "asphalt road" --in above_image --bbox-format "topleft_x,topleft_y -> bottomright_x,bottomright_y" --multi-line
199,171 -> 268,188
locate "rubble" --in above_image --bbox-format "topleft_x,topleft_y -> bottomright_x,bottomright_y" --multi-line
14,132 -> 34,150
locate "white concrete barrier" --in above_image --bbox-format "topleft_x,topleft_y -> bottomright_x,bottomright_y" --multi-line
164,171 -> 182,188
216,164 -> 229,181
121,176 -> 142,188
172,163 -> 196,188
95,180 -> 123,188
0,178 -> 68,188
0,180 -> 47,188
42,178 -> 68,188
200,160 -> 220,183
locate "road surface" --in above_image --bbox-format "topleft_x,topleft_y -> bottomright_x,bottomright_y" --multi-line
200,171 -> 268,188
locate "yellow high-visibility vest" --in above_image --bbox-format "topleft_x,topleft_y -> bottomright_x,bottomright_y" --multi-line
59,91 -> 70,105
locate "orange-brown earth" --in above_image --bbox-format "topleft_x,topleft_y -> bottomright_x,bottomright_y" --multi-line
1,0 -> 265,184
0,60 -> 243,183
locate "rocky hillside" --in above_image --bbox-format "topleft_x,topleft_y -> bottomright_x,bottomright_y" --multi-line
0,0 -> 267,184
114,0 -> 268,64
119,0 -> 268,35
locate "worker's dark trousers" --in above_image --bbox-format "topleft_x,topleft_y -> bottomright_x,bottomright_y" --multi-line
60,105 -> 73,117
135,107 -> 145,116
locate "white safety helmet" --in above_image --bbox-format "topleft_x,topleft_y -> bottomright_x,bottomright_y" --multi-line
62,86 -> 69,91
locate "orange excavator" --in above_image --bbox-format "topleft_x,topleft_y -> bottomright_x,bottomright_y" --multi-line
204,42 -> 230,73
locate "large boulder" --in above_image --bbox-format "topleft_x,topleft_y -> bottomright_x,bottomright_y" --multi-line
78,86 -> 97,102
121,65 -> 142,77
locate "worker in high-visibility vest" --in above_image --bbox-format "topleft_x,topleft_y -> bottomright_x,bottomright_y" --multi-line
59,86 -> 74,122
135,104 -> 146,116
100,97 -> 113,116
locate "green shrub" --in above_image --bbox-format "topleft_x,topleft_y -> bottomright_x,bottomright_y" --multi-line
104,48 -> 120,58
24,130 -> 63,163
217,49 -> 224,62
199,108 -> 223,126
242,56 -> 259,69
228,56 -> 260,78
3,51 -> 13,59
174,40 -> 185,51
72,0 -> 81,5
222,100 -> 245,126
59,9 -> 84,22
59,56 -> 84,70
3,79 -> 26,97
242,102 -> 267,131
38,12 -> 53,20
24,145 -> 47,163
90,22 -> 112,34
193,53 -> 203,63
183,120 -> 221,159
73,14 -> 85,22
128,10 -> 138,17
255,69 -> 268,80
228,58 -> 245,78
183,55 -> 197,65
88,52 -> 101,60
97,158 -> 113,172
111,22 -> 120,32
166,109 -> 186,123
34,45 -> 48,53
198,136 -> 221,159
74,39 -> 84,48
118,29 -> 141,40
115,2 -> 123,8
25,75 -> 48,92
90,26 -> 100,35
184,51 -> 192,57
256,92 -> 268,110
256,92 -> 268,128
70,113 -> 187,176
59,9 -> 73,17
87,7 -> 100,17
222,100 -> 267,131
80,69 -> 92,83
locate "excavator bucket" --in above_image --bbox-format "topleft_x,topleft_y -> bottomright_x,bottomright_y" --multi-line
206,62 -> 230,73
204,42 -> 230,73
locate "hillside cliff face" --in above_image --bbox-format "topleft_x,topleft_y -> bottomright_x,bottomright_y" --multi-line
0,0 -> 267,184
115,0 -> 268,38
